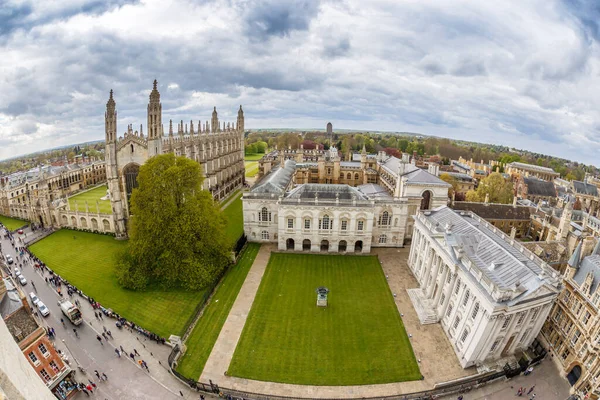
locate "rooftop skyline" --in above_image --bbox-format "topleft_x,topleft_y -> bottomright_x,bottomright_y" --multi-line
1,0 -> 599,164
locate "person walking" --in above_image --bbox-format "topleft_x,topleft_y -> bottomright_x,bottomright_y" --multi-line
85,384 -> 93,393
101,332 -> 107,340
103,326 -> 107,333
107,330 -> 112,339
134,349 -> 140,356
101,372 -> 108,381
94,370 -> 100,379
73,328 -> 78,338
60,318 -> 65,327
527,386 -> 535,395
115,348 -> 121,357
88,379 -> 97,389
130,352 -> 135,360
96,335 -> 103,346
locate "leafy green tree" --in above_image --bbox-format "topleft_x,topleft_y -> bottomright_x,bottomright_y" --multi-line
439,173 -> 458,198
116,154 -> 230,290
254,141 -> 268,153
467,172 -> 514,204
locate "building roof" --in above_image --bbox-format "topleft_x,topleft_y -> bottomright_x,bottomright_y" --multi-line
251,160 -> 296,195
507,162 -> 559,176
522,177 -> 557,197
3,308 -> 39,344
356,183 -> 393,200
351,154 -> 376,161
451,202 -> 531,220
0,279 -> 22,318
573,254 -> 600,295
403,168 -> 451,187
572,180 -> 599,197
521,241 -> 568,265
340,161 -> 360,168
444,172 -> 474,182
568,241 -> 583,269
417,206 -> 559,304
285,184 -> 369,201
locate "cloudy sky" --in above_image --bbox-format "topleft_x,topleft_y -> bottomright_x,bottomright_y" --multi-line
1,0 -> 600,164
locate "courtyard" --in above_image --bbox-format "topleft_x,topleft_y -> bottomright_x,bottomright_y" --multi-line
68,185 -> 113,214
0,215 -> 28,231
227,252 -> 421,386
222,191 -> 244,246
29,229 -> 207,338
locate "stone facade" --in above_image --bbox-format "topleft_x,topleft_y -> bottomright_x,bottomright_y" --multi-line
506,161 -> 560,182
244,148 -> 450,253
408,207 -> 560,369
542,240 -> 600,399
104,80 -> 245,236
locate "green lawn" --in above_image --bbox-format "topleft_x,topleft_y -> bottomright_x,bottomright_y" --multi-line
29,230 -> 207,338
176,243 -> 260,379
0,215 -> 28,231
244,153 -> 264,161
223,192 -> 243,247
228,253 -> 421,385
245,161 -> 259,177
68,185 -> 112,214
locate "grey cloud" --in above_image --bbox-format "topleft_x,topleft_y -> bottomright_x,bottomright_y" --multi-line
451,59 -> 487,77
323,37 -> 350,58
244,0 -> 320,40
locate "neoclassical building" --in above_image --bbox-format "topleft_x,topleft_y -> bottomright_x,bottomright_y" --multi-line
542,240 -> 600,399
104,80 -> 245,236
408,206 -> 561,368
243,147 -> 451,253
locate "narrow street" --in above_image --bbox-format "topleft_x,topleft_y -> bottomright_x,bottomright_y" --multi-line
1,227 -> 200,400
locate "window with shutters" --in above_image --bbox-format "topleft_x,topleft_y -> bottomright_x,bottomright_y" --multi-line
453,316 -> 461,329
517,312 -> 526,325
490,338 -> 502,352
502,315 -> 512,330
471,302 -> 479,320
463,290 -> 470,306
530,308 -> 539,323
455,279 -> 461,295
461,329 -> 469,343
447,303 -> 454,317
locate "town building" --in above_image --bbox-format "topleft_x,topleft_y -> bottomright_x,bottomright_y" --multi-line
505,162 -> 560,182
104,80 -> 245,236
443,172 -> 475,198
0,277 -> 77,399
451,200 -> 531,238
408,206 -> 561,369
244,147 -> 450,252
515,176 -> 557,206
542,240 -> 600,399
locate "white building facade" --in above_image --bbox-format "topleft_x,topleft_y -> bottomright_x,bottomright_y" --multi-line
408,206 -> 561,368
243,153 -> 451,253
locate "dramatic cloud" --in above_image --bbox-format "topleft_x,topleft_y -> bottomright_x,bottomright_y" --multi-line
1,0 -> 600,164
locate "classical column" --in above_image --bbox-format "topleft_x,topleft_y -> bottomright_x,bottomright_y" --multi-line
439,272 -> 458,318
426,256 -> 441,298
434,265 -> 449,305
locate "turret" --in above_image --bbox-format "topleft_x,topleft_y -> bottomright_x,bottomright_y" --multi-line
211,107 -> 219,133
147,80 -> 163,156
105,90 -> 117,143
237,105 -> 244,132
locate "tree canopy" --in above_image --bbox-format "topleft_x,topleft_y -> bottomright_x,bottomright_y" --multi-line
116,154 -> 231,291
465,172 -> 514,204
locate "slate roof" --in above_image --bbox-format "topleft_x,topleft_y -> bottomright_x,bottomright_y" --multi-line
452,202 -> 531,220
351,154 -> 376,161
4,307 -> 39,344
403,168 -> 451,187
251,160 -> 296,195
445,172 -> 474,182
523,177 -> 557,197
357,183 -> 393,199
521,241 -> 568,265
507,162 -> 559,175
420,207 -> 554,297
0,278 -> 22,318
572,180 -> 599,197
285,184 -> 369,201
573,254 -> 600,295
340,161 -> 360,167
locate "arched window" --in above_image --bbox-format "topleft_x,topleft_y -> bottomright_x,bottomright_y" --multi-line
260,207 -> 271,222
460,329 -> 470,343
380,211 -> 390,226
347,173 -> 351,179
320,215 -> 331,230
379,234 -> 387,244
261,230 -> 269,240
354,173 -> 359,180
131,144 -> 134,153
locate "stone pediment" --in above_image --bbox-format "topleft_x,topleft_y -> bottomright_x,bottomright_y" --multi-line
117,135 -> 148,151
510,284 -> 556,305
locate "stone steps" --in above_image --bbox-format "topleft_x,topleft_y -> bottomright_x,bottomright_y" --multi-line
407,288 -> 439,325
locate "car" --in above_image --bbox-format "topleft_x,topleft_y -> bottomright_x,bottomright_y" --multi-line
6,255 -> 13,264
17,275 -> 27,286
37,301 -> 50,317
17,229 -> 23,234
29,292 -> 40,306
14,268 -> 20,276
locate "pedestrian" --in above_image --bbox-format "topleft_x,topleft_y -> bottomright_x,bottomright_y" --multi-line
457,396 -> 463,400
86,384 -> 93,393
527,386 -> 535,395
60,318 -> 65,327
134,349 -> 140,356
50,327 -> 55,336
99,312 -> 103,320
120,345 -> 125,353
73,328 -> 78,338
107,330 -> 112,338
94,312 -> 99,320
102,372 -> 108,381
88,379 -> 97,389
80,387 -> 89,397
130,352 -> 135,360
530,395 -> 536,400
96,335 -> 103,345
200,395 -> 205,400
102,332 -> 107,340
115,348 -> 121,357
94,370 -> 100,379
103,326 -> 107,333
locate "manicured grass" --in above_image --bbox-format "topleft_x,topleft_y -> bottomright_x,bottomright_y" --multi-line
244,153 -> 264,161
176,243 -> 261,379
68,185 -> 112,214
223,192 -> 243,247
229,253 -> 421,385
245,161 -> 259,177
29,230 -> 206,338
0,215 -> 28,231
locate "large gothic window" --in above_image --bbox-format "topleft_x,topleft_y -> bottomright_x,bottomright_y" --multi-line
379,211 -> 390,226
259,207 -> 271,222
123,164 -> 140,208
319,215 -> 331,230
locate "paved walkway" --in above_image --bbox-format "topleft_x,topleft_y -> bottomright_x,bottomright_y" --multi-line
439,357 -> 571,400
201,244 -> 274,383
200,248 -> 477,398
